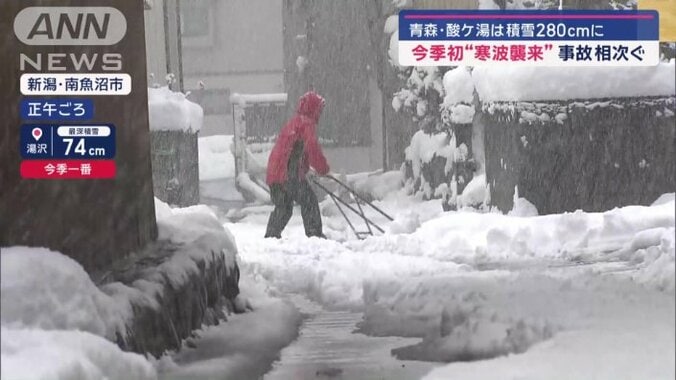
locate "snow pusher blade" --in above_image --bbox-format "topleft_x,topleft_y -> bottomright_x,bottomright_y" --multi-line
310,175 -> 393,240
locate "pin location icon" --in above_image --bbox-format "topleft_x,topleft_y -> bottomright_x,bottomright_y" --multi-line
31,127 -> 42,141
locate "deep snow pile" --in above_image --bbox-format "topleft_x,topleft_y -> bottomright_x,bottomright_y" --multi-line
198,135 -> 236,181
441,66 -> 476,124
346,170 -> 405,201
1,327 -> 157,380
472,61 -> 675,102
0,247 -> 157,380
148,86 -> 203,132
158,275 -> 302,380
230,192 -> 674,379
0,199 -> 239,380
231,194 -> 675,309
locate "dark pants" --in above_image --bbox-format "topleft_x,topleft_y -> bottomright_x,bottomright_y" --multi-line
265,180 -> 324,238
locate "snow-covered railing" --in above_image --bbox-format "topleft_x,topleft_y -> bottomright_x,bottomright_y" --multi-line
230,92 -> 287,179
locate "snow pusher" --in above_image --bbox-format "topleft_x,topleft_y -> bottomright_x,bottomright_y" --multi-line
310,175 -> 393,240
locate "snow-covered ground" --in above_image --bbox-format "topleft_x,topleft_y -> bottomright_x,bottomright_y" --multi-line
3,188 -> 673,379
1,199 -> 239,380
222,190 -> 674,379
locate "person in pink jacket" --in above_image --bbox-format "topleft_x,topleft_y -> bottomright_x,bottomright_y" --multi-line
264,91 -> 330,238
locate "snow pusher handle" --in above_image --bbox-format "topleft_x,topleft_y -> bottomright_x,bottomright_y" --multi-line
324,175 -> 394,221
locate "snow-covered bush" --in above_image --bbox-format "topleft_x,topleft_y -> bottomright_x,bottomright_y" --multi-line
394,66 -> 480,209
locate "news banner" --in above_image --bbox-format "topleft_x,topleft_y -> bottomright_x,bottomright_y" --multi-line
398,9 -> 660,66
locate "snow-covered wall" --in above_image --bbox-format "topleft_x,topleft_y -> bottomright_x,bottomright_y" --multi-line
484,94 -> 675,213
148,87 -> 204,206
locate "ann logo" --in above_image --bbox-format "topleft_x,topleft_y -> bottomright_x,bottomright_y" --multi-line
14,7 -> 126,46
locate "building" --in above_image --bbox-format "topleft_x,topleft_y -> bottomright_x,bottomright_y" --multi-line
180,0 -> 285,136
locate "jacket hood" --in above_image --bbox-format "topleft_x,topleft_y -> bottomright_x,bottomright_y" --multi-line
296,91 -> 325,122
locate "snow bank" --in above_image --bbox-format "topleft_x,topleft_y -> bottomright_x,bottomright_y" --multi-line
236,173 -> 271,205
198,135 -> 236,181
154,198 -> 238,288
473,61 -> 676,102
159,275 -> 301,380
388,211 -> 421,234
0,247 -> 128,339
347,170 -> 405,201
0,200 -> 239,380
0,247 -> 158,380
1,327 -> 156,380
627,227 -> 675,292
148,87 -> 203,132
457,174 -> 487,208
423,327 -> 672,380
509,198 -> 539,217
652,192 -> 675,206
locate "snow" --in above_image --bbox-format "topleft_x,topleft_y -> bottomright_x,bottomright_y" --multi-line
0,247 -> 129,339
384,15 -> 398,34
478,0 -> 500,9
509,198 -> 539,217
0,247 -> 158,380
388,211 -> 422,234
148,86 -> 203,132
473,61 -> 676,102
441,67 -> 476,124
215,187 -> 676,379
236,172 -> 271,204
392,0 -> 411,8
652,192 -> 675,206
347,170 -> 405,201
1,199 -> 240,380
1,327 -> 157,380
406,130 -> 449,179
457,174 -> 487,208
158,276 -> 302,380
388,30 -> 400,66
448,104 -> 476,124
295,56 -> 309,73
198,135 -> 236,181
442,66 -> 474,105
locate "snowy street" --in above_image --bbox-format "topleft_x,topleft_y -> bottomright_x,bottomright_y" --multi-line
2,1 -> 675,379
161,192 -> 675,380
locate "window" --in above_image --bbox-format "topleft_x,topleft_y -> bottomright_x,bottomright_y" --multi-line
181,0 -> 214,46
